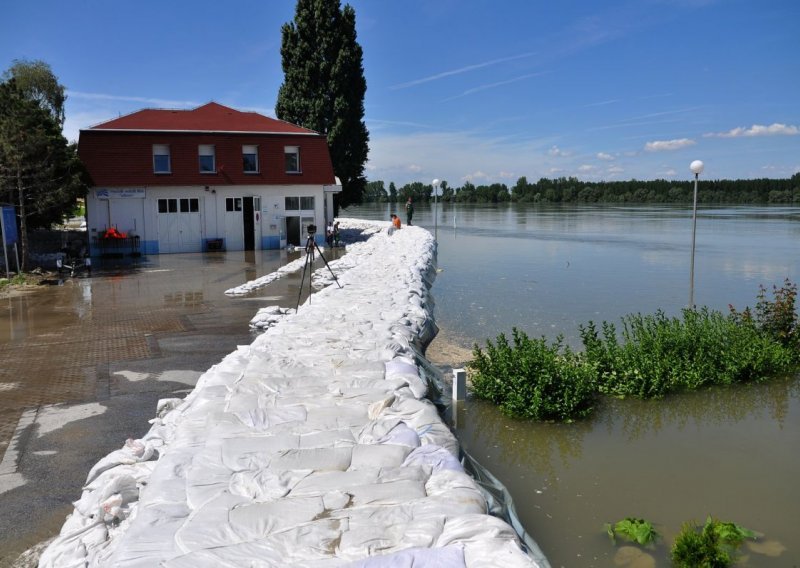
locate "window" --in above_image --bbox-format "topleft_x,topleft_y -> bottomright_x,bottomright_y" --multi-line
199,145 -> 216,173
158,198 -> 198,213
284,146 -> 300,173
226,197 -> 243,212
242,145 -> 259,173
300,196 -> 315,210
285,196 -> 299,211
153,145 -> 171,173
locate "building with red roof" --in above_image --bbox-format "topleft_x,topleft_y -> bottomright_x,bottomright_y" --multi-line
79,102 -> 340,254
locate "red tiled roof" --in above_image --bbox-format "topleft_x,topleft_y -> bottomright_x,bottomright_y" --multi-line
88,102 -> 319,135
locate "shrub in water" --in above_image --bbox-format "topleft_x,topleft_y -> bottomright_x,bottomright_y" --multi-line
730,277 -> 799,352
671,517 -> 756,568
580,307 -> 796,399
469,328 -> 596,421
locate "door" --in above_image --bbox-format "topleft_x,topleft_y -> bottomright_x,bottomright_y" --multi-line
243,197 -> 255,251
286,216 -> 300,246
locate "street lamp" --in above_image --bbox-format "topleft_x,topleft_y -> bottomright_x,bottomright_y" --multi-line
688,159 -> 704,308
432,179 -> 440,240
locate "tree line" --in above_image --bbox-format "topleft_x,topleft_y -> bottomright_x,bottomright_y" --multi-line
363,174 -> 800,206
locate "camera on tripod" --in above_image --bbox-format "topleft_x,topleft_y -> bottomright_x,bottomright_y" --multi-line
306,224 -> 317,237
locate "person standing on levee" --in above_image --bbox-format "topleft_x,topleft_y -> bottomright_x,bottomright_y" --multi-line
405,197 -> 414,226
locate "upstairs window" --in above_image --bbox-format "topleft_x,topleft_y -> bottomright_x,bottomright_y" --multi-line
242,145 -> 259,173
153,144 -> 171,173
300,196 -> 315,210
285,196 -> 299,210
199,144 -> 216,173
284,146 -> 300,173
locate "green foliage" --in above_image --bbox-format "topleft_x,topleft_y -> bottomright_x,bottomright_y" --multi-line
0,69 -> 88,270
671,517 -> 756,567
730,278 -> 799,351
276,0 -> 369,211
468,328 -> 596,421
1,59 -> 66,127
472,281 -> 798,422
605,517 -> 658,546
579,307 -> 795,399
367,174 -> 800,205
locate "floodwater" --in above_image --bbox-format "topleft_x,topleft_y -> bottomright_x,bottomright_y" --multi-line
0,246 -> 343,460
343,202 -> 800,567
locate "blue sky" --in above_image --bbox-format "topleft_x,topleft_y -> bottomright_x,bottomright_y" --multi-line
2,0 -> 798,187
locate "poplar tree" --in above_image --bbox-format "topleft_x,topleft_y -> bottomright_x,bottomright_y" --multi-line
276,0 -> 369,210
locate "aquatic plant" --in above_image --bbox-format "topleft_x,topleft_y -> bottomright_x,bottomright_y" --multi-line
730,277 -> 799,352
605,517 -> 659,546
472,281 -> 799,421
671,516 -> 756,568
469,328 -> 596,421
580,307 -> 795,399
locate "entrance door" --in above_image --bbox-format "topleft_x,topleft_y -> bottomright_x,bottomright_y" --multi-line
243,197 -> 255,251
286,216 -> 300,246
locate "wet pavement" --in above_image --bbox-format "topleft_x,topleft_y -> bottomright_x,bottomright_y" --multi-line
0,248 -> 344,566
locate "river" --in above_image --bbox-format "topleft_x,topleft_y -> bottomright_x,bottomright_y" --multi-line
342,202 -> 800,567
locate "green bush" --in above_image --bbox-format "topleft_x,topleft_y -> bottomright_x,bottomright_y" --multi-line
469,328 -> 596,421
470,281 -> 799,421
671,517 -> 756,568
730,277 -> 799,352
580,307 -> 796,399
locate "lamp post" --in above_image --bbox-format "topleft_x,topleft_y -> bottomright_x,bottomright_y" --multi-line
688,160 -> 704,308
432,179 -> 440,241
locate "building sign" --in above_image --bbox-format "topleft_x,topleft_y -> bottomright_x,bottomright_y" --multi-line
1,206 -> 18,245
95,188 -> 146,199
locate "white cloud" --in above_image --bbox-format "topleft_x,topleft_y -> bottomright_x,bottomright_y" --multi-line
661,168 -> 678,177
498,171 -> 516,179
463,171 -> 489,182
608,165 -> 624,173
704,123 -> 799,138
578,164 -> 594,172
549,167 -> 564,174
644,138 -> 696,152
597,152 -> 615,161
548,145 -> 572,157
407,164 -> 423,173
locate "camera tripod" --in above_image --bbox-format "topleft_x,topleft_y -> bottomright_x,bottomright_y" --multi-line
295,232 -> 342,311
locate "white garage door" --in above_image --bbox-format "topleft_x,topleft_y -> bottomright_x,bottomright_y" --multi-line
157,198 -> 202,253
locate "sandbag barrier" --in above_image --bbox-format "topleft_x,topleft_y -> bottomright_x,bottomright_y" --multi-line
40,219 -> 545,567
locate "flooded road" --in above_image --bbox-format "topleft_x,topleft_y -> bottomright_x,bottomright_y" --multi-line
0,247 -> 343,565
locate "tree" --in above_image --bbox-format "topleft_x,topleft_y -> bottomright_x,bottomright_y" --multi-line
388,181 -> 397,203
2,59 -> 66,128
0,76 -> 86,271
276,0 -> 369,211
364,180 -> 387,202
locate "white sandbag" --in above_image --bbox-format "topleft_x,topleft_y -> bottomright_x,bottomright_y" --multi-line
347,479 -> 427,507
229,496 -> 326,540
269,446 -> 353,472
403,445 -> 463,474
342,544 -> 465,568
291,470 -> 379,497
350,443 -> 412,469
